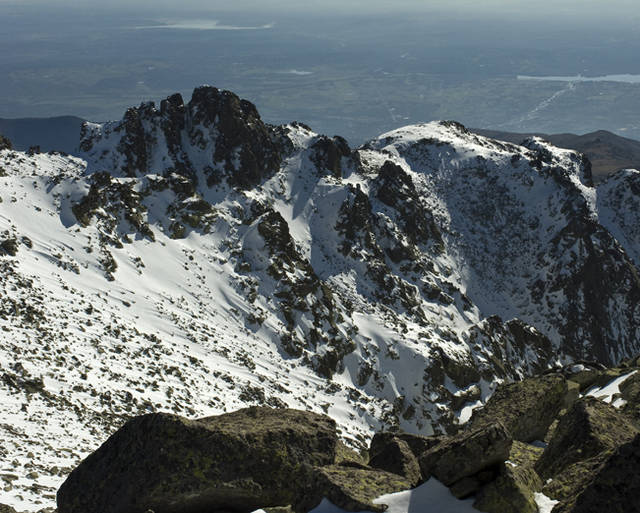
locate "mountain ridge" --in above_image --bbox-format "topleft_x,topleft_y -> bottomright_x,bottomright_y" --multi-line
2,86 -> 640,511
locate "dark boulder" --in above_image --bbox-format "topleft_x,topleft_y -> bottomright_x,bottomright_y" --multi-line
369,431 -> 443,462
418,422 -> 512,486
470,374 -> 578,442
0,237 -> 18,256
367,434 -> 422,486
617,371 -> 640,422
57,407 -> 337,513
473,441 -> 544,513
553,434 -> 640,513
535,397 -> 638,481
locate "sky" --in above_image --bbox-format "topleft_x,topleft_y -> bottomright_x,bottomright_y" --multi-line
0,0 -> 638,15
1,0 -> 639,27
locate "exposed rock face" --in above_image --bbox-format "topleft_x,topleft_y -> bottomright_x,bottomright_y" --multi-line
597,169 -> 640,267
469,374 -> 578,442
419,422 -> 512,486
540,218 -> 640,363
309,135 -> 351,178
373,160 -> 443,251
57,408 -> 337,513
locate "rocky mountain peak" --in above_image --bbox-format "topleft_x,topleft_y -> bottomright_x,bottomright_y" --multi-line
80,86 -> 282,189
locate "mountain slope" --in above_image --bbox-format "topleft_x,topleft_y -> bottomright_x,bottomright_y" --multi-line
2,87 -> 640,511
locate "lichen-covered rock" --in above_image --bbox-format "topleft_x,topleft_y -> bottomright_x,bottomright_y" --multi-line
367,434 -> 422,486
419,422 -> 512,486
618,371 -> 640,421
295,464 -> 410,513
470,374 -> 577,442
369,431 -> 443,462
552,434 -> 640,513
473,441 -> 543,513
535,397 -> 638,481
57,407 -> 337,513
474,466 -> 541,513
334,441 -> 367,466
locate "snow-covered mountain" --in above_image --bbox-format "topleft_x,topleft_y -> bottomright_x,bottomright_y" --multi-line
2,86 -> 640,511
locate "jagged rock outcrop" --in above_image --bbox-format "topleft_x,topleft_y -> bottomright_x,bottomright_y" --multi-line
309,135 -> 352,178
80,86 -> 282,188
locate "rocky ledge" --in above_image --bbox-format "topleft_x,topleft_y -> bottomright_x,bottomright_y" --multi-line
45,359 -> 640,513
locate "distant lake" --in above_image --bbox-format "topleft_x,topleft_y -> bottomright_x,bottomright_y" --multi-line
134,21 -> 275,31
518,74 -> 640,84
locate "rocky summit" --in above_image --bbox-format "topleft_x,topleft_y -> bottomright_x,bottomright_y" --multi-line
2,86 -> 640,511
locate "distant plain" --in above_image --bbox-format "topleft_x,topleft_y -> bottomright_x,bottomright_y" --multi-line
2,4 -> 640,145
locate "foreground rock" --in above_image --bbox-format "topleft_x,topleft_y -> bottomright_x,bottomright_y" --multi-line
473,441 -> 543,513
419,422 -> 512,488
536,397 -> 638,483
57,407 -> 337,513
469,374 -> 578,442
553,434 -> 640,513
367,433 -> 425,486
296,464 -> 410,513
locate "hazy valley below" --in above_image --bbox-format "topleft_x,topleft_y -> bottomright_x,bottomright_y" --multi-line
2,3 -> 640,144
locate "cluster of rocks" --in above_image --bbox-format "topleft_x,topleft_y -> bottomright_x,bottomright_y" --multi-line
40,361 -> 640,513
